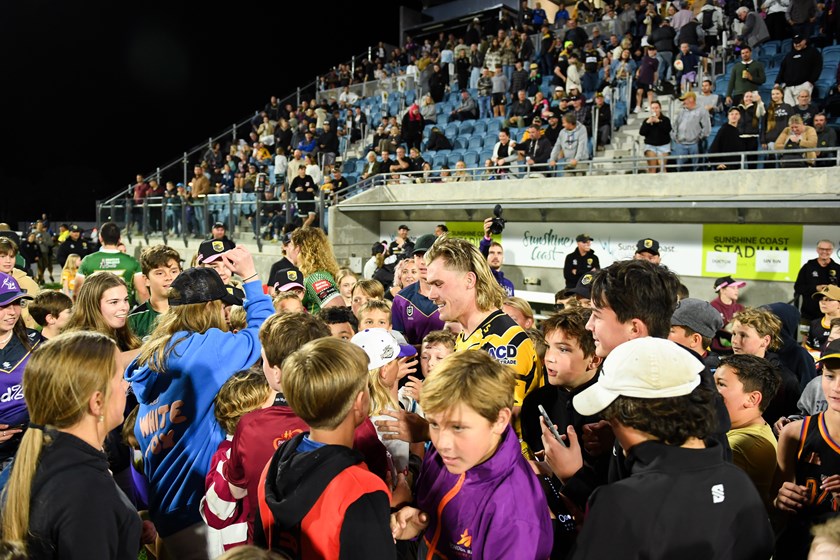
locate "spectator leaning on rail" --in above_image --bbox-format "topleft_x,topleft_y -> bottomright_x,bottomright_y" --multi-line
774,114 -> 817,167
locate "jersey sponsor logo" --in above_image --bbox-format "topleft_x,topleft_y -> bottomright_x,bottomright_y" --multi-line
312,279 -> 332,293
273,429 -> 304,449
711,483 -> 725,503
0,384 -> 23,402
487,344 -> 518,361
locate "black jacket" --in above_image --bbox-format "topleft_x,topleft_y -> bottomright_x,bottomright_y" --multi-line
255,433 -> 394,559
28,431 -> 141,560
571,441 -> 775,559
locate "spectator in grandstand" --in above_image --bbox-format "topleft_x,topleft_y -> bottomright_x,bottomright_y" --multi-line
650,18 -> 676,84
450,88 -> 479,122
190,165 -> 211,237
814,112 -> 839,166
699,0 -> 727,48
612,48 -> 637,103
419,94 -> 437,125
775,35 -> 823,106
737,90 -> 765,166
725,46 -> 765,108
388,147 -> 412,178
510,59 -> 529,98
425,126 -> 452,151
671,91 -> 711,171
709,107 -> 749,170
401,103 -> 425,151
735,7 -> 770,48
549,112 -> 590,174
518,123 -> 553,170
303,153 -> 321,186
477,67 -> 494,119
761,0 -> 792,40
793,88 -> 819,126
316,121 -> 339,168
633,45 -> 659,113
428,62 -> 447,103
640,100 -> 672,173
787,0 -> 818,38
763,86 -> 796,156
486,128 -> 521,177
491,65 -> 510,118
508,89 -> 534,128
774,114 -> 817,166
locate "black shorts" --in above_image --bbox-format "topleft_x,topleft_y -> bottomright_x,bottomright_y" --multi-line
637,82 -> 651,94
492,92 -> 506,106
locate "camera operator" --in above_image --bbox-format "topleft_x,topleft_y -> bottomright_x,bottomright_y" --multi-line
479,207 -> 515,296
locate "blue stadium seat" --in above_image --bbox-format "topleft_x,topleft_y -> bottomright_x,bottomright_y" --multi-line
468,136 -> 484,150
463,150 -> 479,167
432,153 -> 448,169
454,135 -> 471,150
472,121 -> 487,136
458,121 -> 475,135
445,123 -> 460,138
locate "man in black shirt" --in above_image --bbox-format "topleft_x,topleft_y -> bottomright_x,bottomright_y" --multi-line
795,240 -> 840,321
564,233 -> 600,289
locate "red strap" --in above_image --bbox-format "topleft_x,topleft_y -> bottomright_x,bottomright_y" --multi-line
257,461 -> 274,549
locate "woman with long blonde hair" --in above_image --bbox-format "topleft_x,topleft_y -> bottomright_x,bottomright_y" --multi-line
0,331 -> 140,558
286,227 -> 344,313
125,246 -> 272,559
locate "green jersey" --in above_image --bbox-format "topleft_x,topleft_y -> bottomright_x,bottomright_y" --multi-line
302,270 -> 342,314
79,249 -> 142,303
128,302 -> 161,340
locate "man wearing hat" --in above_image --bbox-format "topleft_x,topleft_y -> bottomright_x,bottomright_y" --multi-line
671,90 -> 711,172
710,275 -> 746,332
564,272 -> 594,307
272,266 -> 306,299
196,237 -> 237,284
210,221 -> 231,242
569,338 -> 774,559
543,108 -> 564,146
388,225 -> 414,260
633,238 -> 661,264
669,297 -> 725,369
593,92 -> 612,150
0,271 -> 42,451
805,285 -> 840,353
564,234 -> 600,290
392,233 -> 445,346
775,35 -> 823,106
56,224 -> 89,268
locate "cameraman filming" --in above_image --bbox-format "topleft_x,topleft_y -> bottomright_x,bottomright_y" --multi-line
479,207 -> 515,296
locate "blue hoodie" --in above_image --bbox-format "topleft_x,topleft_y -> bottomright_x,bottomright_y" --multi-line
125,280 -> 273,537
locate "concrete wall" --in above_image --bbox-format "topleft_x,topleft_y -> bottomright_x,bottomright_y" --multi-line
329,166 -> 838,312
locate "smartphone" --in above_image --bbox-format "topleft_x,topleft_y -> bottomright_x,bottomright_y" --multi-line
538,404 -> 567,447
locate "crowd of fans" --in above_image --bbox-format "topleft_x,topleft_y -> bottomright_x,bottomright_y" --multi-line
0,208 -> 839,558
120,0 -> 839,235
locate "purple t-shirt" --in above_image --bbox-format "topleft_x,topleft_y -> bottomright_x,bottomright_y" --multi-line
391,282 -> 445,346
638,55 -> 659,86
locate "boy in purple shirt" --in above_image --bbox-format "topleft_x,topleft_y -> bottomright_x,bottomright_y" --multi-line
391,350 -> 553,559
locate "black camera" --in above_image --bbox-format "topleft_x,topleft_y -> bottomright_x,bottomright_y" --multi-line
488,204 -> 506,235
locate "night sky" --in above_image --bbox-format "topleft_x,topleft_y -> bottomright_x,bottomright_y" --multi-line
0,1 -> 412,226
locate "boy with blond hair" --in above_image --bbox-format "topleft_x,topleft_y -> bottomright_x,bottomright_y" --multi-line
255,338 -> 395,558
392,350 -> 552,558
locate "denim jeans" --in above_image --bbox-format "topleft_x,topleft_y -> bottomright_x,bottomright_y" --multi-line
478,95 -> 492,119
670,141 -> 699,172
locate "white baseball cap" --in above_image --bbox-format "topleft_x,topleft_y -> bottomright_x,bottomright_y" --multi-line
351,328 -> 417,370
573,337 -> 703,416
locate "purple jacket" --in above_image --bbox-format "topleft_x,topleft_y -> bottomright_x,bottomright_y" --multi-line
416,424 -> 553,559
391,282 -> 445,346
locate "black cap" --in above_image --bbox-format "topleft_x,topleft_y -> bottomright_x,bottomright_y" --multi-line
272,267 -> 305,291
413,234 -> 438,255
168,268 -> 229,306
213,221 -> 226,229
635,238 -> 660,256
371,241 -> 387,255
565,273 -> 594,299
576,233 -> 593,242
222,284 -> 245,306
792,34 -> 805,42
196,238 -> 235,265
69,224 -> 81,232
398,224 -> 410,231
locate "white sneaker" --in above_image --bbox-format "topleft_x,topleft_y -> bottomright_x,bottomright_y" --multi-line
633,106 -> 641,114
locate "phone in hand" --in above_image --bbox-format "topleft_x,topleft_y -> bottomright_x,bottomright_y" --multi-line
538,404 -> 567,448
